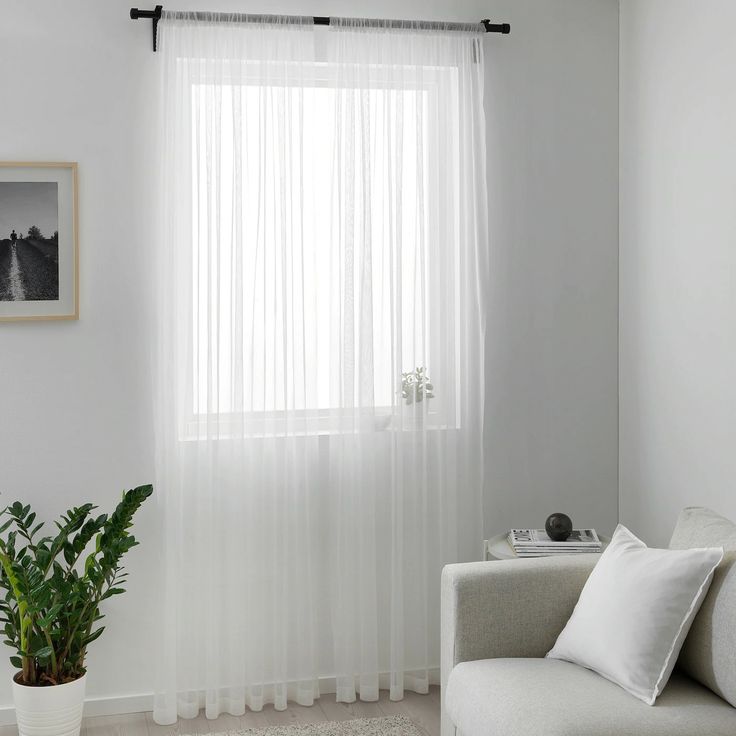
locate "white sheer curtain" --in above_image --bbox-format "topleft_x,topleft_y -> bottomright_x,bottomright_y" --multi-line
153,12 -> 488,725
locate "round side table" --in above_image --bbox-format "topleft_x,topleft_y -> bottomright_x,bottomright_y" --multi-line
483,533 -> 610,561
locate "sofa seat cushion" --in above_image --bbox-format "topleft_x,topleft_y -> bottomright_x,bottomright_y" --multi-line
445,658 -> 736,736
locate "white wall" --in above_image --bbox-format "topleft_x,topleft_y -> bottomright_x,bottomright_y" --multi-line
0,0 -> 619,712
619,0 -> 736,546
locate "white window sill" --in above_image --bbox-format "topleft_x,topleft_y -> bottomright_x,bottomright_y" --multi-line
179,409 -> 457,441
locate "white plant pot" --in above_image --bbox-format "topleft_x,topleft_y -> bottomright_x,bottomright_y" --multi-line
12,674 -> 86,736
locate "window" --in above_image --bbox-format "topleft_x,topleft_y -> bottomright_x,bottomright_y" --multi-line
188,63 -> 460,428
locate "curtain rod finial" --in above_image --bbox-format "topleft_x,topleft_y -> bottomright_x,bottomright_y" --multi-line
481,19 -> 511,34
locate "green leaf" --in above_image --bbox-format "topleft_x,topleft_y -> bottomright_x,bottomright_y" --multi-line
82,627 -> 105,647
102,587 -> 126,599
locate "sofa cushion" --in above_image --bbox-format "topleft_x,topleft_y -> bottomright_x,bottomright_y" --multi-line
669,506 -> 736,707
546,523 -> 722,705
445,658 -> 736,736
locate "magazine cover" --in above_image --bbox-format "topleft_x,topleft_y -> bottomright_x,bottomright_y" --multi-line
508,528 -> 601,546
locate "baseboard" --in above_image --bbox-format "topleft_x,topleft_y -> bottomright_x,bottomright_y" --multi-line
0,668 -> 440,726
0,692 -> 154,726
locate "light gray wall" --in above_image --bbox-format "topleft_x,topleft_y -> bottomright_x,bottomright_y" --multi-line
619,0 -> 736,546
483,0 -> 620,539
0,0 -> 620,711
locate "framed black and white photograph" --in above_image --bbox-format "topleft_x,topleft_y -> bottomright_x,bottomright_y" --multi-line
0,162 -> 78,321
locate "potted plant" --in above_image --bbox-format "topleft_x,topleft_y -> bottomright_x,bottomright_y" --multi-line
0,484 -> 152,736
401,366 -> 434,406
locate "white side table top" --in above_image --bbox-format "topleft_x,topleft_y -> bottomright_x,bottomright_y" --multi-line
484,533 -> 611,561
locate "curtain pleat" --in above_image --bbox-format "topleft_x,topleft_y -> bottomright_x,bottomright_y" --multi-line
153,14 -> 488,725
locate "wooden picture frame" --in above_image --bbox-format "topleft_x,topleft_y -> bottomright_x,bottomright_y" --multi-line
0,162 -> 78,321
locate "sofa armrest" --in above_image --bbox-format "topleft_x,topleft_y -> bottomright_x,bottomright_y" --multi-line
440,555 -> 598,736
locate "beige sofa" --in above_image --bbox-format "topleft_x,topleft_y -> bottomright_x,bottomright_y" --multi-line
441,507 -> 736,736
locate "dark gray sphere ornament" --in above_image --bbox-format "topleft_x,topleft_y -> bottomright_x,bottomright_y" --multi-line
545,513 -> 573,542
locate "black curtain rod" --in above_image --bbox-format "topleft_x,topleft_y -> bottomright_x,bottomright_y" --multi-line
130,6 -> 510,52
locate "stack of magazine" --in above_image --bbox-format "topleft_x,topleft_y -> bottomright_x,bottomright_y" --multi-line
507,528 -> 602,557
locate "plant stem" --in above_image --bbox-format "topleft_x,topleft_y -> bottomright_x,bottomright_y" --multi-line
42,628 -> 58,682
0,545 -> 31,683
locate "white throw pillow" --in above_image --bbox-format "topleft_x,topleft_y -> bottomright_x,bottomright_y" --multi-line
547,524 -> 723,704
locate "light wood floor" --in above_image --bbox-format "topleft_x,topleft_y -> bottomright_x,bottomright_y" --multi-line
0,687 -> 440,736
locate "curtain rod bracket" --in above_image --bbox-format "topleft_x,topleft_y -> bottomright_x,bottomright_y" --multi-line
130,5 -> 162,51
129,6 -> 510,51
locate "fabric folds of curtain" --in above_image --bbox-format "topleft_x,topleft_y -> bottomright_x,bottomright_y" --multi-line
153,14 -> 489,725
